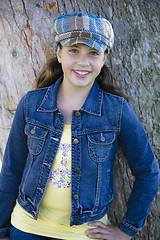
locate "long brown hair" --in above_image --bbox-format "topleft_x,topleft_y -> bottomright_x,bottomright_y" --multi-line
35,54 -> 128,101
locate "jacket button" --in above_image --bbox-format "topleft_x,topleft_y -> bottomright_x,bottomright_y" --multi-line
37,187 -> 43,193
43,162 -> 51,168
75,111 -> 80,117
74,168 -> 80,173
32,211 -> 36,216
74,220 -> 80,225
73,139 -> 79,144
31,126 -> 36,134
73,194 -> 79,200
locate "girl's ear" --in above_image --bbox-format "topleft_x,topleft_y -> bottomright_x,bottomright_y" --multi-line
103,53 -> 107,64
57,46 -> 62,63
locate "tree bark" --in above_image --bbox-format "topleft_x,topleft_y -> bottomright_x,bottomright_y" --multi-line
0,0 -> 159,239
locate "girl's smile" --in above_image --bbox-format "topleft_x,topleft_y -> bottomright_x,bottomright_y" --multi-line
73,70 -> 91,78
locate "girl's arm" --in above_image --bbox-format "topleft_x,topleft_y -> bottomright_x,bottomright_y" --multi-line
117,99 -> 159,236
0,95 -> 28,238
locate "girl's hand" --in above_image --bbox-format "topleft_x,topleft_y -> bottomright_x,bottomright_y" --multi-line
86,221 -> 132,240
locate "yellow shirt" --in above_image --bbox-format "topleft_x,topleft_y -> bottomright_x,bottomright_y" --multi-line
11,125 -> 107,239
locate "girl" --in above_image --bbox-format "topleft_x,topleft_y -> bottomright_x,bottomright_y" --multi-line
0,12 -> 159,240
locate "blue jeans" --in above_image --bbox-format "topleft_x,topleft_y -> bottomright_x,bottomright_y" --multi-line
10,225 -> 64,240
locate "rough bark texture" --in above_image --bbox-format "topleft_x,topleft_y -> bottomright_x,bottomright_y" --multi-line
0,0 -> 159,239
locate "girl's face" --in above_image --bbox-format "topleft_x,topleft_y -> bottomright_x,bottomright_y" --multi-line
57,44 -> 106,90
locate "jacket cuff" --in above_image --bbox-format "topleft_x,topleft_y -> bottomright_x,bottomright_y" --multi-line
0,226 -> 10,238
119,219 -> 141,237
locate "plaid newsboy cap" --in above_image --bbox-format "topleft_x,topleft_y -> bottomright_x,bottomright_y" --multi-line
53,12 -> 114,52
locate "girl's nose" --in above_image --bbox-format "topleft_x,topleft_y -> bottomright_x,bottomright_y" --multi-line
77,53 -> 89,66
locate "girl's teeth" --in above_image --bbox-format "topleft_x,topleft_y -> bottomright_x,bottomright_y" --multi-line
75,71 -> 89,75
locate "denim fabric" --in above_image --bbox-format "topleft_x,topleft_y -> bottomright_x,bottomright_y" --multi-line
0,77 -> 159,238
10,225 -> 63,240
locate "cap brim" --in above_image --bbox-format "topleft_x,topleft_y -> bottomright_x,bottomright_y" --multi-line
59,38 -> 107,52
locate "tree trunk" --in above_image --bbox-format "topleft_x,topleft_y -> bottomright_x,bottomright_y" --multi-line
0,0 -> 159,239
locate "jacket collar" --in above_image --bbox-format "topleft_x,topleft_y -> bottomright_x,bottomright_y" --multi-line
37,77 -> 62,112
81,80 -> 103,116
37,76 -> 103,116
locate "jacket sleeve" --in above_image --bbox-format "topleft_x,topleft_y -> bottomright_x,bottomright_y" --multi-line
118,99 -> 159,237
0,95 -> 28,238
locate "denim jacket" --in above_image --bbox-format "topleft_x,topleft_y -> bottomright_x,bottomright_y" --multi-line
0,77 -> 159,238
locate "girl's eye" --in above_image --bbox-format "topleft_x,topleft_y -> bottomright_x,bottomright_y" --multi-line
69,48 -> 78,54
90,51 -> 99,56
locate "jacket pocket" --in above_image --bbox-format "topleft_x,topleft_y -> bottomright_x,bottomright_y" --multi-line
25,123 -> 48,155
87,131 -> 115,162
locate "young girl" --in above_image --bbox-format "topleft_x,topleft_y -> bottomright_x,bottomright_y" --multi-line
0,12 -> 159,240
